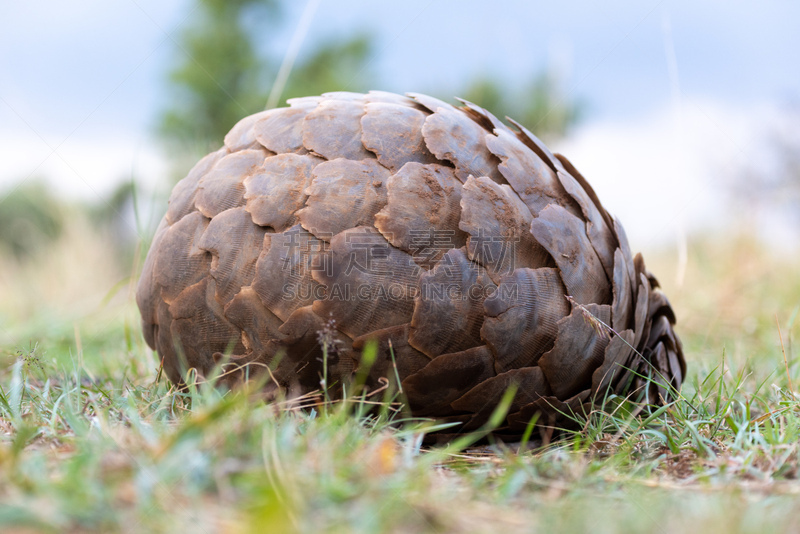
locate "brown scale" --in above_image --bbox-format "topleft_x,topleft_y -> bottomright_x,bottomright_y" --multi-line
450,366 -> 552,430
418,104 -> 506,185
591,329 -> 635,396
647,315 -> 674,351
530,204 -> 611,306
251,224 -> 325,322
401,345 -> 496,417
408,247 -> 493,358
195,149 -> 268,218
460,176 -> 552,282
667,344 -> 685,390
610,352 -> 645,403
648,310 -> 685,386
267,305 -> 355,392
302,98 -> 375,161
154,297 -> 180,384
374,162 -> 467,269
455,98 -> 516,137
137,218 -> 168,348
361,102 -> 439,173
136,91 -> 686,439
254,107 -> 314,154
537,304 -> 612,400
166,148 -> 227,225
351,323 -> 432,389
197,207 -> 267,306
311,227 -> 419,339
610,248 -> 634,332
633,251 -> 649,284
153,211 -> 210,303
169,277 -> 246,377
556,169 -> 617,279
484,129 -> 580,218
297,158 -> 391,240
632,273 -> 651,351
243,153 -> 323,231
648,289 -> 677,323
507,390 -> 592,434
223,286 -> 285,357
506,116 -> 564,174
555,153 -> 617,233
224,110 -> 274,152
646,342 -> 670,404
613,216 -> 639,299
481,267 -> 570,373
405,93 -> 457,116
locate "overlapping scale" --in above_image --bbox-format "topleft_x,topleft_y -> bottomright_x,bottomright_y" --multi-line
254,107 -> 313,154
252,224 -> 325,322
169,277 -> 246,377
484,129 -> 579,218
374,162 -> 466,268
166,148 -> 228,225
401,345 -> 496,417
297,158 -> 391,239
197,207 -> 266,305
408,247 -> 493,358
537,304 -> 612,399
195,149 -> 267,218
419,105 -> 505,185
302,99 -> 374,160
311,227 -> 419,339
451,366 -> 551,430
361,103 -> 439,172
137,91 -> 685,441
243,153 -> 322,231
481,267 -> 569,373
153,211 -> 210,303
225,110 -> 274,152
460,176 -> 552,280
530,204 -> 610,305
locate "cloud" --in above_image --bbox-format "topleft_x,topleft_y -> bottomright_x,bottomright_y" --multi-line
0,130 -> 169,202
552,97 -> 782,249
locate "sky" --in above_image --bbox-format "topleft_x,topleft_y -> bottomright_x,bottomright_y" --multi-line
1,0 -> 799,251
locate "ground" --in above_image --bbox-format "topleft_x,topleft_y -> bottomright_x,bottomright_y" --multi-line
2,226 -> 800,533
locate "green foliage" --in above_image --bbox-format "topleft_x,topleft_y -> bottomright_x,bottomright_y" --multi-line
3,299 -> 800,532
0,183 -> 63,259
160,0 -> 278,154
159,0 -> 374,157
460,70 -> 582,141
86,180 -> 143,268
281,33 -> 373,103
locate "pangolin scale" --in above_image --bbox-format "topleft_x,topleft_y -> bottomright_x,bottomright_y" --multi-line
137,90 -> 685,437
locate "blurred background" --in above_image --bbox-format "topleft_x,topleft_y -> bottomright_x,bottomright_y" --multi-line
1,0 -> 799,372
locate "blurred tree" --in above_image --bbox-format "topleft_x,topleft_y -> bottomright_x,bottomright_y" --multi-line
460,70 -> 582,142
460,76 -> 506,119
88,180 -> 141,266
0,183 -> 63,259
159,0 -> 374,157
281,34 -> 372,102
160,0 -> 278,154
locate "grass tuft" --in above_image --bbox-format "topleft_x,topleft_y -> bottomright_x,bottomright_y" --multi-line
2,232 -> 800,532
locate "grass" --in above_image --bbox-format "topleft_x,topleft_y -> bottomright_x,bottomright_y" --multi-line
2,224 -> 800,533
